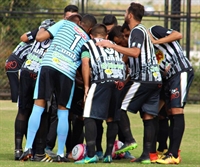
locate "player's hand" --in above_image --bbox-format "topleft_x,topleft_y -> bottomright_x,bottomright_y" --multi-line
83,87 -> 89,102
96,40 -> 113,48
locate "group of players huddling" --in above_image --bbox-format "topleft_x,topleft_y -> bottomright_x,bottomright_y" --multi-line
5,2 -> 193,164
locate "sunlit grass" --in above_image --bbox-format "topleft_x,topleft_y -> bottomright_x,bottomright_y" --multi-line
0,101 -> 199,167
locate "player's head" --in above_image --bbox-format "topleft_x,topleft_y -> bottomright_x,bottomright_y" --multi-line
125,2 -> 144,24
102,14 -> 118,33
80,14 -> 97,34
64,4 -> 79,19
90,23 -> 108,39
108,25 -> 127,47
67,13 -> 82,25
121,22 -> 130,42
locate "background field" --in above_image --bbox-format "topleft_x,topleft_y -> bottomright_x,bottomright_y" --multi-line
0,100 -> 199,167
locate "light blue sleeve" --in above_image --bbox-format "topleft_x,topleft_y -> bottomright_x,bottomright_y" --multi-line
47,20 -> 65,37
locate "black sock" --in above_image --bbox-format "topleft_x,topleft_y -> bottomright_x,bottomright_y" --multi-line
167,115 -> 174,155
84,118 -> 96,157
34,111 -> 49,155
72,118 -> 84,148
118,126 -> 125,143
170,114 -> 185,158
95,119 -> 103,152
118,110 -> 136,143
141,119 -> 155,159
15,119 -> 27,149
15,111 -> 30,150
104,121 -> 118,156
65,118 -> 72,153
150,116 -> 159,153
157,117 -> 169,152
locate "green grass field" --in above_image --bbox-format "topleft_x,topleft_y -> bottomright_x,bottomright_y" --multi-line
0,101 -> 199,167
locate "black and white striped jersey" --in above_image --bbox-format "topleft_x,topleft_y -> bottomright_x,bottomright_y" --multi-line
128,24 -> 162,83
149,25 -> 192,80
82,38 -> 126,83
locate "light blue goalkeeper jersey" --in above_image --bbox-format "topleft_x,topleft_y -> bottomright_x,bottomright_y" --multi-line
41,19 -> 90,80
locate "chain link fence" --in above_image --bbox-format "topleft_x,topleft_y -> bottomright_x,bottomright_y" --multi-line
0,0 -> 200,102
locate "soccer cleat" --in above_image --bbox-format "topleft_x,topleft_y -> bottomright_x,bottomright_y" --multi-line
32,153 -> 53,162
15,149 -> 23,160
96,151 -> 103,160
65,152 -> 73,159
45,148 -> 57,158
19,148 -> 33,161
156,153 -> 181,164
74,155 -> 99,164
115,142 -> 137,154
103,155 -> 112,163
124,151 -> 135,159
157,149 -> 168,159
149,152 -> 158,163
54,155 -> 70,162
130,157 -> 151,164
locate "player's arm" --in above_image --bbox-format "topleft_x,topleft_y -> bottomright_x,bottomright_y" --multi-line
36,19 -> 56,42
149,25 -> 182,44
96,41 -> 140,58
36,28 -> 51,42
81,50 -> 91,102
20,33 -> 30,42
20,28 -> 39,42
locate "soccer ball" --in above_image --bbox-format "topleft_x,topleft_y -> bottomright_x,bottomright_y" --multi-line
112,140 -> 125,159
72,143 -> 87,161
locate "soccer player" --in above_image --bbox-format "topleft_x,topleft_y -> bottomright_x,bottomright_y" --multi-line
63,4 -> 79,19
148,25 -> 194,164
108,25 -> 135,160
75,23 -> 126,164
44,5 -> 82,158
5,29 -> 37,103
14,19 -> 55,161
96,2 -> 162,164
93,14 -> 119,159
19,14 -> 97,162
102,14 -> 118,33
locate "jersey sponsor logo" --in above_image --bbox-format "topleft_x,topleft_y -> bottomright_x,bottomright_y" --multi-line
74,26 -> 87,40
170,88 -> 180,100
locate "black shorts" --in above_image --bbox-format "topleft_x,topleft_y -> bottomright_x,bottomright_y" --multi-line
18,70 -> 36,112
6,71 -> 19,102
83,82 -> 123,121
69,86 -> 84,117
164,69 -> 194,110
34,66 -> 75,109
121,81 -> 161,116
5,53 -> 24,72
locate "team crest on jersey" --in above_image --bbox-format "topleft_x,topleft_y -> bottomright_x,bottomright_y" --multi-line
171,88 -> 180,100
155,49 -> 165,64
74,26 -> 87,40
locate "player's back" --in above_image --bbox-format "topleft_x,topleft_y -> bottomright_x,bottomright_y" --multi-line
42,20 -> 90,80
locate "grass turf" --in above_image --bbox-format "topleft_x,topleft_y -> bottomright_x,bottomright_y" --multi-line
0,100 -> 199,167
